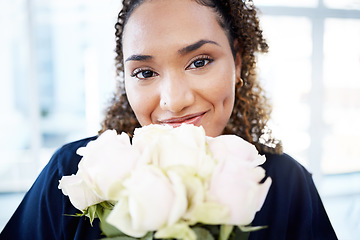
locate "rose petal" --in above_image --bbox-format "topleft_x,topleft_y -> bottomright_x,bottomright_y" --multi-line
58,174 -> 103,211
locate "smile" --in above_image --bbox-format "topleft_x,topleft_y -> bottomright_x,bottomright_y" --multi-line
158,112 -> 207,128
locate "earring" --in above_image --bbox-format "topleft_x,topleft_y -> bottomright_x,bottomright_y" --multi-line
237,77 -> 244,87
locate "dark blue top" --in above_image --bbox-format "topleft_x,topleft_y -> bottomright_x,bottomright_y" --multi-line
0,137 -> 337,240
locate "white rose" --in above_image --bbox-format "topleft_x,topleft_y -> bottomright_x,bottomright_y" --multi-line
106,165 -> 187,238
208,154 -> 272,225
133,124 -> 214,177
76,130 -> 140,200
206,134 -> 266,167
58,174 -> 103,211
205,134 -> 271,225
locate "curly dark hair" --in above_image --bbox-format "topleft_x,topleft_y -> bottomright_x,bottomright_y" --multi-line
100,0 -> 282,154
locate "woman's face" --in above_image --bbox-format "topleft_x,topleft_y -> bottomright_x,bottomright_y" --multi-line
123,0 -> 241,137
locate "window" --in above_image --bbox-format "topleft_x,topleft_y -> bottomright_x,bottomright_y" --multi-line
322,18 -> 360,173
257,2 -> 360,238
0,0 -> 120,191
257,1 -> 360,177
324,0 -> 360,10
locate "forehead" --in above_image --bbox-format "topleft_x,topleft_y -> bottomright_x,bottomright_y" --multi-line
122,0 -> 228,55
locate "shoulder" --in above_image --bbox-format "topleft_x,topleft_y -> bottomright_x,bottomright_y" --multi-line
261,152 -> 312,182
0,136 -> 101,239
251,153 -> 337,239
262,152 -> 308,171
260,152 -> 317,203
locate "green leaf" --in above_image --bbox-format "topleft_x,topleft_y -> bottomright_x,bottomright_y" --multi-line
102,237 -> 138,240
100,231 -> 153,240
101,219 -> 126,238
198,225 -> 219,238
238,225 -> 268,232
87,205 -> 98,226
141,232 -> 154,240
193,227 -> 215,240
100,201 -> 116,210
96,205 -> 105,223
230,225 -> 268,240
232,227 -> 249,240
219,225 -> 233,240
64,213 -> 85,218
99,208 -> 126,237
155,223 -> 196,240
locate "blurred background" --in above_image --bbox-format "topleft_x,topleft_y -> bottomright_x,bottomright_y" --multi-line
0,0 -> 359,238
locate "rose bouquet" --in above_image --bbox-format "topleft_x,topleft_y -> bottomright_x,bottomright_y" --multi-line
58,124 -> 271,240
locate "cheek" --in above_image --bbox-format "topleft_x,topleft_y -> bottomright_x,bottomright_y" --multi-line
125,80 -> 156,126
206,71 -> 236,107
205,70 -> 236,134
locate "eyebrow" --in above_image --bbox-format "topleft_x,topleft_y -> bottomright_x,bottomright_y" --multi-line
125,39 -> 219,62
125,54 -> 153,62
178,39 -> 220,55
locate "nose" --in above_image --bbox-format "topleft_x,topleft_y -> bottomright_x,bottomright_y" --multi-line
159,73 -> 194,113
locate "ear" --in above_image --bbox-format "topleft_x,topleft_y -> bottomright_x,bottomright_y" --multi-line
235,51 -> 242,82
233,40 -> 242,83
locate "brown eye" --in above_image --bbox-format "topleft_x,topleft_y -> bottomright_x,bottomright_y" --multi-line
187,57 -> 213,70
139,70 -> 155,78
132,69 -> 158,79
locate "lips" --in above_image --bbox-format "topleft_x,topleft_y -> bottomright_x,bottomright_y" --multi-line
159,112 -> 206,128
